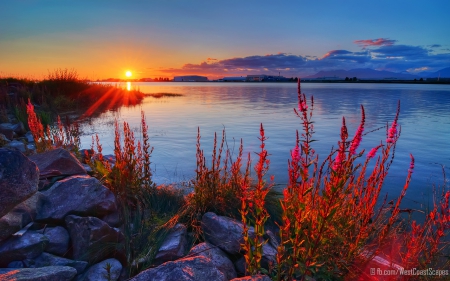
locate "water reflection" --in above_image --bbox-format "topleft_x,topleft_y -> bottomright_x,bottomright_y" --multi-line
127,81 -> 131,91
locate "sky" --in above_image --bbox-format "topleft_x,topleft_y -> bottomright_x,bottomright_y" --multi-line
1,0 -> 450,80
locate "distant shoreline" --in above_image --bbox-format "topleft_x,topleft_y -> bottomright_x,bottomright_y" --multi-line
95,80 -> 450,85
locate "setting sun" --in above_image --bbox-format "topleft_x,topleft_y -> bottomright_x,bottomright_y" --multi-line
125,70 -> 132,77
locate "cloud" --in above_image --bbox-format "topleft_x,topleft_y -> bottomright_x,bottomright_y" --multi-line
157,40 -> 450,78
429,44 -> 441,48
354,38 -> 397,47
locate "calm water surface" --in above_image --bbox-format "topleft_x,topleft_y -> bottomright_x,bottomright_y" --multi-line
81,82 -> 450,210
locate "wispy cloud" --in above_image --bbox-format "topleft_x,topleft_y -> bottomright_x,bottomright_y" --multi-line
354,38 -> 397,48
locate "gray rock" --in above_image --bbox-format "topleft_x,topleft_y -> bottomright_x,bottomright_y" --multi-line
0,127 -> 14,140
100,210 -> 121,227
23,252 -> 88,275
0,266 -> 77,281
0,133 -> 10,143
7,260 -> 24,268
25,131 -> 35,143
28,148 -> 86,179
231,275 -> 272,281
201,212 -> 278,269
0,148 -> 39,218
5,140 -> 27,152
75,258 -> 122,281
36,175 -> 117,222
188,242 -> 237,280
0,122 -> 26,136
129,256 -> 227,281
43,226 -> 70,256
201,212 -> 246,255
154,223 -> 188,265
65,215 -> 124,263
0,192 -> 44,243
0,230 -> 49,267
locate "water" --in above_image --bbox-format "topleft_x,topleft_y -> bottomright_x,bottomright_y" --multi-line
80,82 -> 450,211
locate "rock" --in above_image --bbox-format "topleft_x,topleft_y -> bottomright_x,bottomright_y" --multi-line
0,192 -> 45,243
0,133 -> 10,145
234,256 -> 246,276
81,163 -> 93,173
201,212 -> 278,269
7,261 -> 24,268
23,252 -> 88,275
129,256 -> 227,281
0,127 -> 14,140
231,275 -> 272,281
0,148 -> 39,218
201,212 -> 246,255
154,223 -> 188,265
65,215 -> 124,264
28,148 -> 86,179
0,266 -> 77,281
75,258 -> 122,281
0,122 -> 26,136
25,131 -> 35,143
5,140 -> 27,152
36,175 -> 117,222
0,230 -> 49,267
188,242 -> 237,280
43,226 -> 70,256
100,210 -> 121,227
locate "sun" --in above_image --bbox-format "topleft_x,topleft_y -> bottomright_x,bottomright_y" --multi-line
125,70 -> 132,77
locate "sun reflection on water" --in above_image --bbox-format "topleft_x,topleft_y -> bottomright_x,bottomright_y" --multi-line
127,81 -> 131,91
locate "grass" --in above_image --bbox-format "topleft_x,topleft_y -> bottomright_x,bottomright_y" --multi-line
1,68 -> 145,125
24,75 -> 449,280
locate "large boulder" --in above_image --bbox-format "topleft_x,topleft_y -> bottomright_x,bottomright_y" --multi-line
0,230 -> 49,267
22,252 -> 88,275
36,175 -> 117,222
5,140 -> 27,153
201,212 -> 278,269
28,148 -> 86,179
0,266 -> 77,281
0,192 -> 44,243
201,212 -> 246,255
129,256 -> 227,281
188,242 -> 237,280
154,223 -> 188,265
43,226 -> 70,256
65,215 -> 124,264
75,258 -> 122,281
0,148 -> 39,218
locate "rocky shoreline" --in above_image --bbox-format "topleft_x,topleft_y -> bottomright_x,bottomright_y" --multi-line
0,135 -> 282,281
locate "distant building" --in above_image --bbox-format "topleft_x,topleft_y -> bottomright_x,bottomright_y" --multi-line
174,75 -> 208,82
246,75 -> 268,82
223,76 -> 247,82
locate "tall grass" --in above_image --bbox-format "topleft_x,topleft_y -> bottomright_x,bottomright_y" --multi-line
239,80 -> 449,280
88,111 -> 185,277
26,99 -> 81,153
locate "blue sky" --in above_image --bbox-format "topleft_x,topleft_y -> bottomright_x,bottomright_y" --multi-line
1,0 -> 449,79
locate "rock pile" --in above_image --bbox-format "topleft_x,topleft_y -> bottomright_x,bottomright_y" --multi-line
0,147 -> 277,281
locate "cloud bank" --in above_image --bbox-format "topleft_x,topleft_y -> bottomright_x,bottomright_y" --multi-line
158,38 -> 450,78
